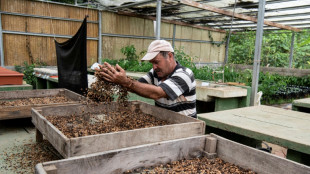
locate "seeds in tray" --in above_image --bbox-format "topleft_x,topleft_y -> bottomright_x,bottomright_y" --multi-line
124,157 -> 256,174
0,95 -> 73,107
45,108 -> 170,138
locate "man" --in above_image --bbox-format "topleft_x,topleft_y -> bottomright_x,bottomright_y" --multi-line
100,40 -> 197,118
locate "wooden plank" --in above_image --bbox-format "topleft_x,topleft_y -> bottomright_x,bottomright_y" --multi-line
293,98 -> 310,108
39,135 -> 207,174
161,22 -> 172,38
143,19 -> 154,37
101,36 -> 115,59
129,16 -> 145,36
213,134 -> 310,174
101,11 -> 116,33
36,134 -> 310,174
209,31 -> 221,63
0,89 -> 63,99
198,105 -> 310,154
137,102 -> 203,124
70,122 -> 204,157
63,89 -> 85,101
36,129 -> 44,142
181,0 -> 301,32
32,108 -> 70,158
199,30 -> 212,63
35,163 -> 47,174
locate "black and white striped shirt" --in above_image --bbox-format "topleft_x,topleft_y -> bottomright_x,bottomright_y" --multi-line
138,62 -> 197,118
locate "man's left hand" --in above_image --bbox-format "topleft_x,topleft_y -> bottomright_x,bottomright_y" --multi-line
99,62 -> 131,87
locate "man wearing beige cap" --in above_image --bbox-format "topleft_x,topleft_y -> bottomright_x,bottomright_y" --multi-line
100,40 -> 197,118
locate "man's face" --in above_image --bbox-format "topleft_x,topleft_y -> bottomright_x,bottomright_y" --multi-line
150,52 -> 174,79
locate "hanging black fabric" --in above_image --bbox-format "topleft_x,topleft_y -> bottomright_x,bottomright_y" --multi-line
55,17 -> 88,95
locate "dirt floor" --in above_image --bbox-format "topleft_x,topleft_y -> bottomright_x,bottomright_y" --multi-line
0,118 -> 61,174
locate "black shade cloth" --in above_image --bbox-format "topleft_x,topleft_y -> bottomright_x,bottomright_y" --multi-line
55,17 -> 88,95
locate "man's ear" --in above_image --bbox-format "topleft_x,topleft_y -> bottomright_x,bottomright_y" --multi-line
168,52 -> 174,59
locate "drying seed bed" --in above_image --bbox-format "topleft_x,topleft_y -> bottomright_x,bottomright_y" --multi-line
0,95 -> 72,106
36,135 -> 310,174
32,101 -> 205,158
0,89 -> 84,120
125,157 -> 256,174
45,109 -> 170,138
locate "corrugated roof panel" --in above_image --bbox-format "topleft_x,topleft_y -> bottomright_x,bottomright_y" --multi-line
93,0 -> 310,31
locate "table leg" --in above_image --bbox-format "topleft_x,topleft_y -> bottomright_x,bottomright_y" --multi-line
36,129 -> 43,142
215,98 -> 239,111
287,149 -> 310,166
36,77 -> 47,89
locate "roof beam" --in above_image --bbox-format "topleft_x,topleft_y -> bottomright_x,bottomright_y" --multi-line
117,11 -> 226,33
180,0 -> 301,32
108,0 -> 155,10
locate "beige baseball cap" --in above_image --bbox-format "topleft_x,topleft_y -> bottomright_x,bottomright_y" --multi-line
141,40 -> 174,61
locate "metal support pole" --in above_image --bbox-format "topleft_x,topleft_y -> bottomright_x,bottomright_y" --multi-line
75,0 -> 78,6
224,36 -> 230,65
155,0 -> 162,40
289,32 -> 295,68
250,0 -> 266,106
98,11 -> 102,64
0,13 -> 4,66
172,24 -> 176,49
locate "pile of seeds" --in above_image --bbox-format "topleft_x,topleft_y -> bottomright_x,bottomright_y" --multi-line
86,65 -> 129,104
0,140 -> 61,174
46,108 -> 170,138
0,95 -> 73,107
124,157 -> 256,174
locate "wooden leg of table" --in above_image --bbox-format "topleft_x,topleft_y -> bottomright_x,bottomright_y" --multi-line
36,129 -> 43,142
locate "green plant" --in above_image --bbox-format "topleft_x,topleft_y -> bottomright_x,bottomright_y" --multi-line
14,59 -> 46,89
17,62 -> 36,87
121,45 -> 139,61
174,47 -> 196,70
228,30 -> 310,69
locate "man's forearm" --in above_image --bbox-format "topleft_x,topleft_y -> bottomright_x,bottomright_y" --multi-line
125,79 -> 167,100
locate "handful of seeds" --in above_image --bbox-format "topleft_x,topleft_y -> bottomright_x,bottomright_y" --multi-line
86,64 -> 129,104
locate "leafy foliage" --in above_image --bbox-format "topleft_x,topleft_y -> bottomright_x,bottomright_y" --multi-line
15,60 -> 47,89
228,30 -> 310,69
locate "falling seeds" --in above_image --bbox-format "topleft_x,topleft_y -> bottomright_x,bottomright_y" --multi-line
86,64 -> 129,105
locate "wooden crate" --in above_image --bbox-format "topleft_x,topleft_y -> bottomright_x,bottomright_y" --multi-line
31,101 -> 205,158
35,134 -> 310,174
0,89 -> 85,120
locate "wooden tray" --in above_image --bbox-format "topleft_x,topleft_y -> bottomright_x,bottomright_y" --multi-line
35,134 -> 310,174
32,101 -> 205,158
0,88 -> 85,120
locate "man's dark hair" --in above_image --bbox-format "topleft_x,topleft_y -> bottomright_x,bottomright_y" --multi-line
160,51 -> 174,59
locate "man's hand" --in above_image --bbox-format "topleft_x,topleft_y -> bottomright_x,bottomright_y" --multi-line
99,62 -> 131,87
